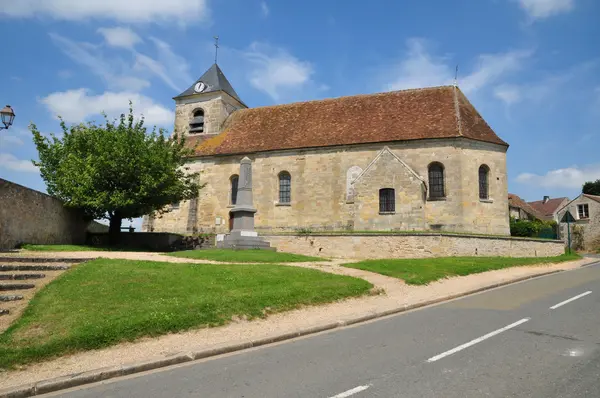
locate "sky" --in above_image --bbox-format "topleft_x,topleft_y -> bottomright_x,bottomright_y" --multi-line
0,0 -> 599,228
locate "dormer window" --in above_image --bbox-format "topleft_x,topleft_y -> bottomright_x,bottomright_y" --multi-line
189,109 -> 204,133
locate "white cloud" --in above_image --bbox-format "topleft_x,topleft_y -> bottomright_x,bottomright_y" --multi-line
40,89 -> 174,127
0,135 -> 25,146
133,38 -> 191,93
244,42 -> 314,100
98,27 -> 142,49
493,84 -> 522,105
0,153 -> 38,173
50,33 -> 150,92
384,39 -> 531,93
516,0 -> 575,20
0,0 -> 209,24
516,164 -> 600,188
260,2 -> 270,17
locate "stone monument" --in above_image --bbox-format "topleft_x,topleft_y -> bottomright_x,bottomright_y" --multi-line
217,157 -> 272,250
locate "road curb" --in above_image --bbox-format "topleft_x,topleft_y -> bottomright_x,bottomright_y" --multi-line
0,268 -> 572,397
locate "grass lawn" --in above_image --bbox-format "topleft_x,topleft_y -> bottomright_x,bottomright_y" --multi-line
167,249 -> 325,263
20,244 -> 111,252
342,254 -> 581,285
0,259 -> 370,369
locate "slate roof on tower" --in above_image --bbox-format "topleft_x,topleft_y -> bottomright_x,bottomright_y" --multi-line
175,63 -> 243,104
188,85 -> 508,157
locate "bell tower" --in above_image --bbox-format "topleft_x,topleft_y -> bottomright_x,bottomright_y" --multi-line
173,63 -> 246,138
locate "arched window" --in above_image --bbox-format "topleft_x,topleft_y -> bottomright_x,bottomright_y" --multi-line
189,109 -> 204,133
379,188 -> 395,213
428,162 -> 445,199
278,172 -> 291,204
230,175 -> 239,205
479,165 -> 490,200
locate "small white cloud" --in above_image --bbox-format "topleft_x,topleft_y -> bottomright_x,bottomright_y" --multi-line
516,164 -> 600,188
40,89 -> 174,127
0,153 -> 38,173
0,135 -> 25,146
384,39 -> 531,93
0,0 -> 209,24
494,84 -> 522,105
244,42 -> 314,101
133,37 -> 191,93
260,1 -> 270,17
98,27 -> 142,49
516,0 -> 575,20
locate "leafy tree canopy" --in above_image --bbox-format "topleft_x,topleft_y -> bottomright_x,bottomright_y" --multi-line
582,179 -> 600,196
31,105 -> 200,241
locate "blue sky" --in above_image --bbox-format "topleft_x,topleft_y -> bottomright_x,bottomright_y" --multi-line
0,0 -> 599,228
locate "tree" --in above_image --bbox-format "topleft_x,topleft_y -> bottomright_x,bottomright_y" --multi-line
582,179 -> 600,196
31,105 -> 201,244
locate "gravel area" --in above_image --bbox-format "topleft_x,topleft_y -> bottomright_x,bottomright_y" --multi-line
0,254 -> 596,390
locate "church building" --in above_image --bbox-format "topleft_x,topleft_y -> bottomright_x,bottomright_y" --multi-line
143,63 -> 510,236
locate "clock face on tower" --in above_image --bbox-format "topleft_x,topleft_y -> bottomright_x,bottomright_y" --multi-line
194,81 -> 207,93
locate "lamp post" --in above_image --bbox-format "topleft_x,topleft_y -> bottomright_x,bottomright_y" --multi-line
0,105 -> 16,130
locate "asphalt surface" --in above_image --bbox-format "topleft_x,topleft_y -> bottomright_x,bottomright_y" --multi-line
49,261 -> 600,398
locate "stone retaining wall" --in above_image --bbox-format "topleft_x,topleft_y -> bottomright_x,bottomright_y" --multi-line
264,233 -> 564,259
0,179 -> 88,250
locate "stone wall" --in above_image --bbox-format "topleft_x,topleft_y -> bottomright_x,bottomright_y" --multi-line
265,233 -> 564,260
0,178 -> 88,250
558,195 -> 600,251
174,92 -> 244,137
149,137 -> 510,236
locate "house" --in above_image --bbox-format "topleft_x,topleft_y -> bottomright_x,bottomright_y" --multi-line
557,194 -> 600,250
508,193 -> 542,221
528,196 -> 569,222
143,63 -> 510,236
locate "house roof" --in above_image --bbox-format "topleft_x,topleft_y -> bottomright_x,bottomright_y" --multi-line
188,85 -> 508,157
509,193 -> 543,220
175,64 -> 243,104
528,197 -> 569,218
583,194 -> 600,204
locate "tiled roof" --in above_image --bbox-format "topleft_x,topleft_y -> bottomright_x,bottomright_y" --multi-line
528,197 -> 569,217
188,85 -> 508,157
583,194 -> 600,204
509,193 -> 543,220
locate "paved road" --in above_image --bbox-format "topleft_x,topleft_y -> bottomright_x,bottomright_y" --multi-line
50,261 -> 600,398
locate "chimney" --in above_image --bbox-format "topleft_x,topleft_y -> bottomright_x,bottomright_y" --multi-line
543,196 -> 550,203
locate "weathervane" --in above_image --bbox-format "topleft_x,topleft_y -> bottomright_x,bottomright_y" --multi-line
214,36 -> 219,64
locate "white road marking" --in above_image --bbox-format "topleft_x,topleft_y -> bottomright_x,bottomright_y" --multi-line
329,385 -> 371,398
550,291 -> 592,310
427,318 -> 530,363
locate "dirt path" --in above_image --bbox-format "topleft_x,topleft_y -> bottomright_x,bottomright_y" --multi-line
0,253 -> 595,390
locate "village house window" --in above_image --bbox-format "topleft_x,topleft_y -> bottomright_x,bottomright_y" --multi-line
278,171 -> 291,204
578,204 -> 589,219
428,162 -> 445,199
189,109 -> 205,133
379,188 -> 395,213
230,175 -> 239,205
479,165 -> 490,200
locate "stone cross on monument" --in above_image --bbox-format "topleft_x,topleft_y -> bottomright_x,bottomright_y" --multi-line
218,157 -> 271,250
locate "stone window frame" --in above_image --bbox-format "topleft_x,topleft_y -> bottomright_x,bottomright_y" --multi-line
379,188 -> 395,214
427,162 -> 446,200
189,107 -> 205,134
577,203 -> 589,219
479,164 -> 491,201
277,171 -> 292,205
229,174 -> 239,206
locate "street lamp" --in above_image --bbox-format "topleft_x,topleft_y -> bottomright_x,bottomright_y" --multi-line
0,105 -> 15,130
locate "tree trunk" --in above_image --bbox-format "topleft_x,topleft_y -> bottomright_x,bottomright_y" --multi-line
108,213 -> 123,246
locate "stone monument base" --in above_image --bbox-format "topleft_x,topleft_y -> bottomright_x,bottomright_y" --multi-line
217,230 -> 273,250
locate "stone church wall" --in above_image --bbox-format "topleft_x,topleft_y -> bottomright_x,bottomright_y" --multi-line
265,233 -> 564,260
149,138 -> 510,236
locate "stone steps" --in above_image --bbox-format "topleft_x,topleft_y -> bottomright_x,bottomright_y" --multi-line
0,309 -> 9,316
0,264 -> 71,271
0,283 -> 36,291
0,295 -> 24,302
0,273 -> 46,280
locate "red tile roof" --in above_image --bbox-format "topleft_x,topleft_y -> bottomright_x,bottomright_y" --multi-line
188,86 -> 508,157
509,193 -> 544,220
528,197 -> 569,218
